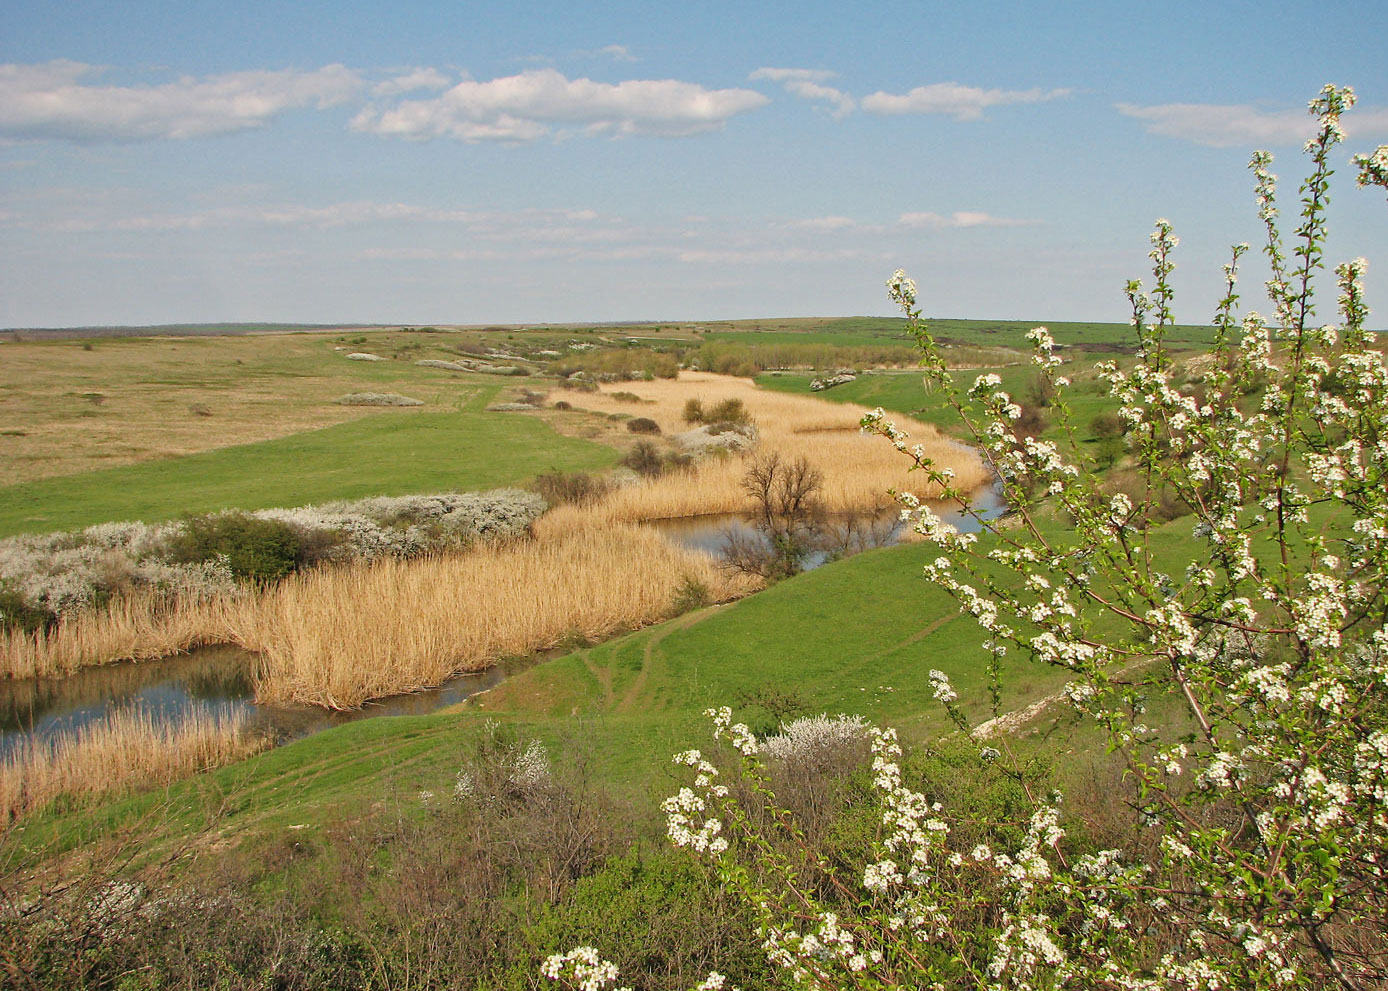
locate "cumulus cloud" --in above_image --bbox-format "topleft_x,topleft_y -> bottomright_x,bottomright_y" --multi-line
0,60 -> 362,141
1116,100 -> 1388,147
750,67 -> 854,118
373,67 -> 453,97
862,82 -> 1070,120
897,211 -> 1034,229
352,68 -> 768,141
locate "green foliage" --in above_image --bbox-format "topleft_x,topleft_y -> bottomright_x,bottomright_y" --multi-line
667,575 -> 712,617
169,512 -> 304,581
0,581 -> 55,633
625,417 -> 661,435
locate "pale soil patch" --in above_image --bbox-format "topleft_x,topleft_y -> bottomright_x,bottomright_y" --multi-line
0,335 -> 483,484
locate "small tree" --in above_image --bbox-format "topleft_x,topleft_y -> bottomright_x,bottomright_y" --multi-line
722,452 -> 824,580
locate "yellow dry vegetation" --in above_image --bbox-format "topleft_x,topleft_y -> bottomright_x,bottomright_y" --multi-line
0,705 -> 267,821
5,526 -> 756,709
235,524 -> 757,709
537,371 -> 989,537
1,590 -> 241,680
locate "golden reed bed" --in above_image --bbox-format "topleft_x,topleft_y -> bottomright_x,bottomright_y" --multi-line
536,372 -> 988,537
0,705 -> 267,822
4,525 -> 754,708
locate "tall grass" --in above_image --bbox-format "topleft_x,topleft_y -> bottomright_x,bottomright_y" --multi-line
536,372 -> 990,537
1,590 -> 241,680
0,706 -> 267,821
230,525 -> 757,709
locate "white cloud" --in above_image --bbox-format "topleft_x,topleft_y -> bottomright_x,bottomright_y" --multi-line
576,45 -> 638,63
750,67 -> 836,83
1116,100 -> 1388,147
0,60 -> 362,141
750,67 -> 854,118
677,247 -> 864,265
862,82 -> 1070,120
2,200 -> 620,237
373,67 -> 453,97
352,68 -> 768,141
788,215 -> 858,231
897,211 -> 1034,229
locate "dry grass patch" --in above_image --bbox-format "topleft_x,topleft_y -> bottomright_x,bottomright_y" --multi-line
2,591 -> 241,680
229,525 -> 757,709
0,706 -> 267,821
536,372 -> 988,537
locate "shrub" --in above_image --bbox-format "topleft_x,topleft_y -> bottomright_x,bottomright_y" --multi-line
626,417 -> 661,435
169,512 -> 304,582
620,440 -> 664,477
666,575 -> 711,616
707,398 -> 749,426
332,392 -> 425,406
1089,409 -> 1124,440
0,581 -> 54,633
682,397 -> 705,423
533,471 -> 612,507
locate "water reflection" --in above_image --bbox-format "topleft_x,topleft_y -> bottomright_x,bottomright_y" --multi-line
0,644 -> 511,758
646,483 -> 1006,564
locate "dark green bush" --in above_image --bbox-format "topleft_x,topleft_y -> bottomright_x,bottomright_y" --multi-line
626,417 -> 661,435
1090,410 -> 1125,440
170,512 -> 305,582
0,583 -> 54,634
707,398 -> 749,426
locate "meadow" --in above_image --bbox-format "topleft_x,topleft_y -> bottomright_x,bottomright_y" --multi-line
5,306 -> 1363,989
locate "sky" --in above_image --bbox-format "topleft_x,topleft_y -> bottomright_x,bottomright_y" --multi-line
2,0 -> 1387,329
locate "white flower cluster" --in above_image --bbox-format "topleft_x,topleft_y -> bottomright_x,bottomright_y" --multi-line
0,488 -> 547,624
761,713 -> 870,764
540,947 -> 631,991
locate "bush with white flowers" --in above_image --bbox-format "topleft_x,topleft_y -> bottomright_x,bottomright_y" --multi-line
542,86 -> 1388,991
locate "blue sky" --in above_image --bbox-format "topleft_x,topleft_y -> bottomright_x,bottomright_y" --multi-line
3,0 -> 1387,328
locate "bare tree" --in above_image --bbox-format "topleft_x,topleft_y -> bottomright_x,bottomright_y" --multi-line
723,453 -> 825,580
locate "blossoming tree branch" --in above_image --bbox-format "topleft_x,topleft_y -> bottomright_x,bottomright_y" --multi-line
544,85 -> 1388,991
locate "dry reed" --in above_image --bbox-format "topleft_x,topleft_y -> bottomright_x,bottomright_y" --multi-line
537,372 -> 989,538
228,524 -> 757,709
1,590 -> 241,680
0,706 -> 267,821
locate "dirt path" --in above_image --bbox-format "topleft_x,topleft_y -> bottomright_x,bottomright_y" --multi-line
617,606 -> 722,713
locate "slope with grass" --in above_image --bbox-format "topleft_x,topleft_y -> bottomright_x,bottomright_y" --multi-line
0,389 -> 617,537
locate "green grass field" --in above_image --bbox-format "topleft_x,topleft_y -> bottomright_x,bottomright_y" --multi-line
0,387 -> 618,536
704,316 -> 1220,352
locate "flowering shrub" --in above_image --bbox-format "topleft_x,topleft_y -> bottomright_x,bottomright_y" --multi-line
543,86 -> 1388,990
0,488 -> 546,627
